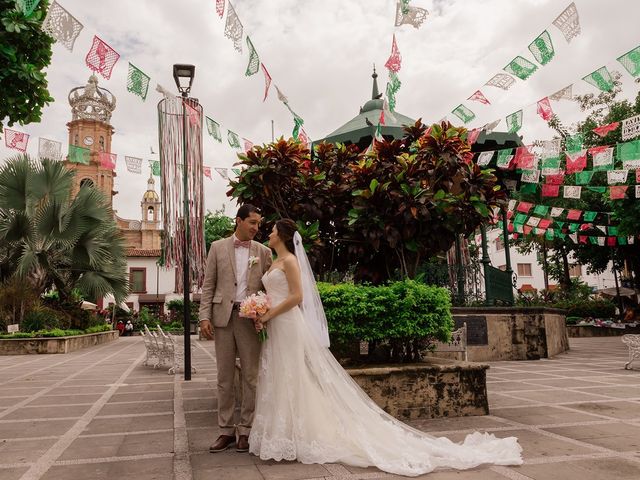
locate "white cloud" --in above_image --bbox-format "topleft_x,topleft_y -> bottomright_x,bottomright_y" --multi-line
2,0 -> 640,220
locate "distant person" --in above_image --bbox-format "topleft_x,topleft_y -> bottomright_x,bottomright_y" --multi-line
116,320 -> 125,336
623,306 -> 636,323
125,320 -> 134,336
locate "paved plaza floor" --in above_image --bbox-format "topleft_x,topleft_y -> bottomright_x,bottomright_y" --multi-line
0,336 -> 638,480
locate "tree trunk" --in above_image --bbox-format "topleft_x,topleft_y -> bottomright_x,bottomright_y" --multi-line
560,245 -> 571,289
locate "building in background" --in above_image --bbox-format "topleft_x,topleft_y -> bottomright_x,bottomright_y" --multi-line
64,75 -> 178,313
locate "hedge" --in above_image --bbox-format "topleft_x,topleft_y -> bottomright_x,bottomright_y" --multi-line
317,280 -> 453,346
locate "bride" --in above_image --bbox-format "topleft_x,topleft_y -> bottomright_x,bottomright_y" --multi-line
248,218 -> 522,476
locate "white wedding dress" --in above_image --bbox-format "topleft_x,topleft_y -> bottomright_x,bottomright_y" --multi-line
249,269 -> 522,476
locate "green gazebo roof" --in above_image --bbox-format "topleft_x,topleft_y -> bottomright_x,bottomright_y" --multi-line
313,68 -> 415,149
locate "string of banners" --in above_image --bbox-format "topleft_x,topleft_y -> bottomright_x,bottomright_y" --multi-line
213,0 -> 309,143
2,128 -> 239,182
500,200 -> 635,246
383,1 -> 429,115
36,0 -> 278,152
456,42 -> 640,134
448,2 -> 581,124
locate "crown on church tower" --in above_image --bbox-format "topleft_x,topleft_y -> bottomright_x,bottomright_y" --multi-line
68,74 -> 116,123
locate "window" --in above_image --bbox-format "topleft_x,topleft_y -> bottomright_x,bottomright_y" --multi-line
74,134 -> 79,145
569,264 -> 582,278
517,263 -> 532,277
495,237 -> 505,251
80,178 -> 94,188
99,136 -> 105,152
130,268 -> 146,293
147,206 -> 154,221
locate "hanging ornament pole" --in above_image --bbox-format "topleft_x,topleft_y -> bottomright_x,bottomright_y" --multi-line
180,91 -> 192,381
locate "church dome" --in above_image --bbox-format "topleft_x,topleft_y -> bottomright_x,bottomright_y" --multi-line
143,190 -> 160,201
142,174 -> 160,202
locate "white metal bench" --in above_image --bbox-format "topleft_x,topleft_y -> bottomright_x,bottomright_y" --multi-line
622,334 -> 640,370
432,322 -> 468,361
141,326 -> 161,367
141,324 -> 196,374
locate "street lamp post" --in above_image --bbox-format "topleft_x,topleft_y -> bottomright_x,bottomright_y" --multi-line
173,64 -> 195,381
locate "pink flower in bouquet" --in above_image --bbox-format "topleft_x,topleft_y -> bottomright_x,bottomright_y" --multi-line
240,292 -> 271,342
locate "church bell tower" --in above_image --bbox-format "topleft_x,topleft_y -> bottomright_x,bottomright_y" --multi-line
65,74 -> 117,204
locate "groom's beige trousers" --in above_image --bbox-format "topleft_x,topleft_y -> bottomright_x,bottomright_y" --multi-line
214,308 -> 261,437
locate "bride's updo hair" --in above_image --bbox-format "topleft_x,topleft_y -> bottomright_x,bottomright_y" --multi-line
275,218 -> 298,254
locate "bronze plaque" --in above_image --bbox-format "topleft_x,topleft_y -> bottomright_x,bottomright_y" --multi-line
454,316 -> 488,345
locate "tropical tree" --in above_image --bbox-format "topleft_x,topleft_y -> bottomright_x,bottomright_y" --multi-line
512,72 -> 640,289
0,0 -> 54,133
0,155 -> 129,302
204,206 -> 235,251
228,120 -> 506,282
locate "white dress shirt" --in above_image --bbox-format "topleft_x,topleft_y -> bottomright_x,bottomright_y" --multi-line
233,235 -> 250,302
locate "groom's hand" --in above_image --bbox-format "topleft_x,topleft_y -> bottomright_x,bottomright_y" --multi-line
199,320 -> 214,340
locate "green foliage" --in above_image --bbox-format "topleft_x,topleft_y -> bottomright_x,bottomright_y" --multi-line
84,324 -> 111,334
166,299 -> 199,323
0,155 -> 130,303
514,73 -> 640,288
204,207 -> 235,252
566,316 -> 581,325
0,0 -> 54,132
229,121 -> 505,282
0,276 -> 40,328
556,299 -> 616,319
515,280 -> 616,319
318,280 -> 453,363
134,306 -> 156,330
21,308 -> 59,332
0,324 -> 111,338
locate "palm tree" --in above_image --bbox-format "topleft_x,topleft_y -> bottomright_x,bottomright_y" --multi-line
0,154 -> 129,303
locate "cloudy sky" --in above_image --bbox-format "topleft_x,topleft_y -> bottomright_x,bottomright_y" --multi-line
2,0 -> 640,221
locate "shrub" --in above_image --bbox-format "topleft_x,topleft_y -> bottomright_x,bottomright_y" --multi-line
166,299 -> 199,323
318,280 -> 453,363
0,332 -> 34,338
566,316 -> 581,325
85,324 -> 111,334
21,308 -> 60,332
556,299 -> 616,319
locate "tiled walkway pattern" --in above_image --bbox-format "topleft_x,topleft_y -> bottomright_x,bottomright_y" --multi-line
0,337 -> 638,480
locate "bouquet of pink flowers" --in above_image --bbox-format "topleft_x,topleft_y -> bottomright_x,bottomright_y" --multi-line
239,291 -> 271,342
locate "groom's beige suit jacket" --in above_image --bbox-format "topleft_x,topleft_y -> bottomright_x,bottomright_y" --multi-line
199,236 -> 272,328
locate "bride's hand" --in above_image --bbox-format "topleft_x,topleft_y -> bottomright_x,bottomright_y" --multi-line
253,318 -> 264,332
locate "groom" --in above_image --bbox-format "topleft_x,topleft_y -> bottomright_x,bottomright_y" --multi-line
199,204 -> 272,453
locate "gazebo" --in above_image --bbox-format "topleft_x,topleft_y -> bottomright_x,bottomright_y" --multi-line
313,67 -> 415,150
313,67 -> 524,305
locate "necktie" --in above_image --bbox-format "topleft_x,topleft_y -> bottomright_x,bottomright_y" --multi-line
234,239 -> 251,249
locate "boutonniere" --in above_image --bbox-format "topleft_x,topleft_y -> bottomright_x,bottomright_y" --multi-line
248,256 -> 259,267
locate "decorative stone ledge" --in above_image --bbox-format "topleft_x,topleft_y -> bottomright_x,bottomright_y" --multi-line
568,325 -> 640,337
443,307 -> 569,362
347,357 -> 489,420
0,330 -> 119,355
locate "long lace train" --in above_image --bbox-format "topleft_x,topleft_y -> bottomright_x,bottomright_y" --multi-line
249,269 -> 522,477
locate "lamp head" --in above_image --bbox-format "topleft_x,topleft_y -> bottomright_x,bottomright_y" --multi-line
173,64 -> 195,96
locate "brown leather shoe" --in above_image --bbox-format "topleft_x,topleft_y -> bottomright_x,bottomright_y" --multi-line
209,434 -> 236,453
236,435 -> 249,452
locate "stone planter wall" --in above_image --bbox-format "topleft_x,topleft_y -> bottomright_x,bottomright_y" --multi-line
436,307 -> 570,362
567,325 -> 639,337
347,358 -> 489,420
0,330 -> 119,355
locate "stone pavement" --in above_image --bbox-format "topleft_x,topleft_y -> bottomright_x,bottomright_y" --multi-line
0,336 -> 638,480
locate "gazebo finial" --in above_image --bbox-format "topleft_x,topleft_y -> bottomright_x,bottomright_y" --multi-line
371,64 -> 379,100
